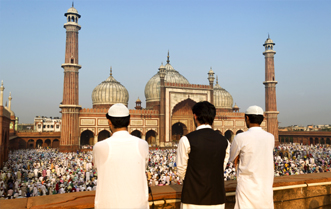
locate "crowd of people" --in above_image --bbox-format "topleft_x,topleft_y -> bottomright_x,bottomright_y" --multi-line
0,143 -> 330,199
0,149 -> 96,200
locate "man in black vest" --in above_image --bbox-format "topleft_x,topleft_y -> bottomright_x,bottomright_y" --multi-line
176,101 -> 229,209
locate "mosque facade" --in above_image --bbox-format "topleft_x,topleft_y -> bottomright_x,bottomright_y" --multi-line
57,5 -> 278,152
0,81 -> 16,167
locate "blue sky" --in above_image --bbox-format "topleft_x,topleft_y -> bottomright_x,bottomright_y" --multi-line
0,0 -> 330,126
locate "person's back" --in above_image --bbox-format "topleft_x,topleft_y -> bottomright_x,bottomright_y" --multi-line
229,105 -> 274,209
94,132 -> 148,208
182,128 -> 228,205
177,101 -> 229,208
93,103 -> 149,209
232,128 -> 274,207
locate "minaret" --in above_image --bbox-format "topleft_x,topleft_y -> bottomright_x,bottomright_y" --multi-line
263,35 -> 279,145
0,81 -> 4,106
159,61 -> 166,147
59,5 -> 82,152
208,67 -> 215,104
8,92 -> 12,112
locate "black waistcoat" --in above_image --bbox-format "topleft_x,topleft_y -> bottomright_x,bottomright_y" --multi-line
181,128 -> 228,205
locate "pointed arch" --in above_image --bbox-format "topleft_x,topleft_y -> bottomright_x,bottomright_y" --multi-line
172,122 -> 188,142
131,130 -> 142,138
81,130 -> 95,145
172,98 -> 196,116
98,130 -> 111,142
146,130 -> 157,145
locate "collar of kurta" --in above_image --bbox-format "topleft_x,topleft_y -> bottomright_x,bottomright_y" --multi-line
196,124 -> 212,130
113,130 -> 130,136
248,127 -> 263,131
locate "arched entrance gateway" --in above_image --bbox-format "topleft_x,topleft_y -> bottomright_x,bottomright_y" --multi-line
80,130 -> 94,146
320,138 -> 325,144
236,130 -> 244,135
146,130 -> 157,146
36,139 -> 43,148
45,139 -> 51,147
98,130 -> 111,142
172,122 -> 188,142
171,98 -> 196,144
28,139 -> 34,149
131,130 -> 142,138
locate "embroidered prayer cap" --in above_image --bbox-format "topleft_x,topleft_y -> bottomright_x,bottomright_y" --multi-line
245,105 -> 264,115
107,103 -> 129,117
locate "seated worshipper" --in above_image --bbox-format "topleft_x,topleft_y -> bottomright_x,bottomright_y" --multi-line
93,103 -> 149,209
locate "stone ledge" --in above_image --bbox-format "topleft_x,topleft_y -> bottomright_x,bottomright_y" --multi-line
0,173 -> 330,209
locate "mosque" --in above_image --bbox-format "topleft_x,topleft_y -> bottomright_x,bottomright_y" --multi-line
57,5 -> 279,152
0,5 -> 279,156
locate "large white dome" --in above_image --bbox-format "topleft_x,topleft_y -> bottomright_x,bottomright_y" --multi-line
213,78 -> 233,109
92,69 -> 129,107
145,60 -> 189,103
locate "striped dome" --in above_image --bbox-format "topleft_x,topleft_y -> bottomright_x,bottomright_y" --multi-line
213,78 -> 233,109
92,69 -> 129,107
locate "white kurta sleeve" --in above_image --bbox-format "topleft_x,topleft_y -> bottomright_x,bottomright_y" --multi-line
229,137 -> 240,163
224,140 -> 230,171
92,141 -> 109,169
176,136 -> 190,180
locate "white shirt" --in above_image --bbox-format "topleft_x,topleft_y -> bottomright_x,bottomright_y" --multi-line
93,130 -> 149,209
229,127 -> 274,209
176,124 -> 230,209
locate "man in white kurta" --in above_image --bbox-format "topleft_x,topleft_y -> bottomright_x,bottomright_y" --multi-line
229,105 -> 274,209
93,103 -> 149,209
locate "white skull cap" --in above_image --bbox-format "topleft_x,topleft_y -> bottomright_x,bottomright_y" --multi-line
107,103 -> 129,117
245,105 -> 264,115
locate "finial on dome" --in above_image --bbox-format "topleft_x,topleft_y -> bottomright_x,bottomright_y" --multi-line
9,92 -> 12,99
72,1 -> 74,7
216,75 -> 219,84
167,50 -> 170,64
110,66 -> 112,76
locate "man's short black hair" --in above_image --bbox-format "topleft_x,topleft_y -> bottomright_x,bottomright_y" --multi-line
245,114 -> 264,125
192,101 -> 216,125
106,114 -> 130,129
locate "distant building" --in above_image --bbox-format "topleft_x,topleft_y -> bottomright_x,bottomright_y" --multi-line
17,123 -> 34,132
34,116 -> 61,132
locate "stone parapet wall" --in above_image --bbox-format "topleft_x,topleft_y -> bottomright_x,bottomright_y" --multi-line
130,109 -> 159,115
165,82 -> 211,89
1,173 -> 330,208
80,108 -> 108,113
15,132 -> 61,138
